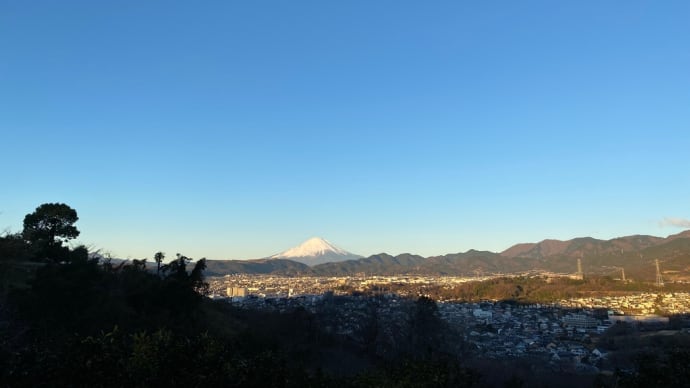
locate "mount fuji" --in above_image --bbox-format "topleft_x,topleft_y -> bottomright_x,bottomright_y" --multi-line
269,237 -> 362,266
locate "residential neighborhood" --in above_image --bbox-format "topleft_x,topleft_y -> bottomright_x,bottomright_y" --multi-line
207,274 -> 690,375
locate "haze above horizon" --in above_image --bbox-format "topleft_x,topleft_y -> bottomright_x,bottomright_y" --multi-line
2,1 -> 690,261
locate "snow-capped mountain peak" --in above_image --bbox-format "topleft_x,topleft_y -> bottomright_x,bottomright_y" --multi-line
270,237 -> 361,266
274,237 -> 346,258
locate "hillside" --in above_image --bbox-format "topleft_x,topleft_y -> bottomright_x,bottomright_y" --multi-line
313,253 -> 426,275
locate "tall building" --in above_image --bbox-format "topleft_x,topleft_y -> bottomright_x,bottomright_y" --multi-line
226,287 -> 247,297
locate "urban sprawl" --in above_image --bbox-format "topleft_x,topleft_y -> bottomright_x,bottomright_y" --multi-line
207,274 -> 690,373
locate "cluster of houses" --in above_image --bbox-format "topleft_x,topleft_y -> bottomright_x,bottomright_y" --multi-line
438,301 -> 610,371
206,275 -> 690,374
207,274 -> 481,299
558,292 -> 690,315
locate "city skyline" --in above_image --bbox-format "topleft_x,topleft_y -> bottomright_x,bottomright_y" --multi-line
2,1 -> 690,260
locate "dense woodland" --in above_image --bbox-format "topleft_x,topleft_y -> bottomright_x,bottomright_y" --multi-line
2,203 -> 690,387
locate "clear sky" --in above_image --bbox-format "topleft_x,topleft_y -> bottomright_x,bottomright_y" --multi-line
2,1 -> 690,261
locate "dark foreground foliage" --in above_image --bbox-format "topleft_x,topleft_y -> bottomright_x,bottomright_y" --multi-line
1,252 -> 482,387
1,203 -> 481,387
2,204 -> 690,387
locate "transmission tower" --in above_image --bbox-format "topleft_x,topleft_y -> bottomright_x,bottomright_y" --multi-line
577,258 -> 583,280
655,259 -> 664,287
621,267 -> 626,282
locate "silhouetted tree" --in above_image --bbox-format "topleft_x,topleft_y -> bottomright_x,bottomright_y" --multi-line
154,251 -> 165,276
190,258 -> 209,295
69,245 -> 90,263
161,253 -> 191,280
0,232 -> 32,295
131,258 -> 147,271
0,232 -> 30,261
22,203 -> 79,262
156,254 -> 209,322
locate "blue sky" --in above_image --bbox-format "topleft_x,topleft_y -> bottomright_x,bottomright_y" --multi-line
2,1 -> 690,260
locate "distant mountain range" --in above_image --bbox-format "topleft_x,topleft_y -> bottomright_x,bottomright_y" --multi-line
204,231 -> 690,282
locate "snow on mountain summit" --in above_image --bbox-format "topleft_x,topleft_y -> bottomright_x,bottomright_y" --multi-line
270,237 -> 362,266
273,237 -> 347,258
